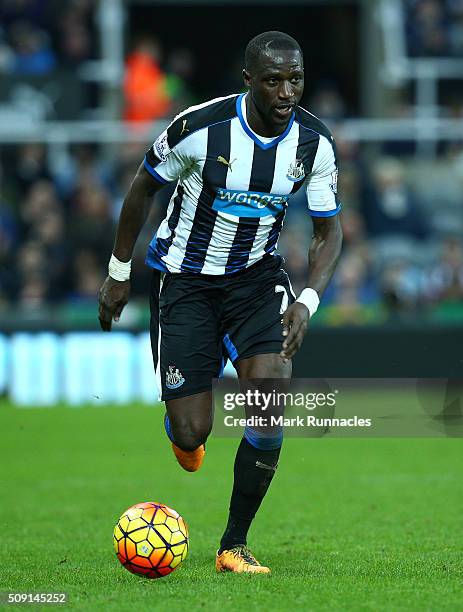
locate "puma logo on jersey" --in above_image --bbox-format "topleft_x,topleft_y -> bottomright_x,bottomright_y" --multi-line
217,156 -> 237,171
180,120 -> 189,135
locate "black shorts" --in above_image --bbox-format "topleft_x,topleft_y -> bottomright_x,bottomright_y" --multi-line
149,255 -> 295,401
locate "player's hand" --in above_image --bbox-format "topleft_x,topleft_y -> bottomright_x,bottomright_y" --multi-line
98,276 -> 130,332
280,302 -> 310,362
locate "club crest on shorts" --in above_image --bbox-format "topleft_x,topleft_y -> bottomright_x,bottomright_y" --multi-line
286,159 -> 305,182
330,169 -> 338,194
166,365 -> 185,390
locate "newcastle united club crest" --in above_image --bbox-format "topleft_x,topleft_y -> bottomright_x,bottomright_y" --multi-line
166,365 -> 185,390
286,159 -> 305,182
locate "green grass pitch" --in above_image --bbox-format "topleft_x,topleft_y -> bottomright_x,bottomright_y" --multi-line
1,401 -> 462,611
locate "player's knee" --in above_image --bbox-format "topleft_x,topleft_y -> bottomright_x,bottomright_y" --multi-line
238,354 -> 291,378
171,419 -> 212,451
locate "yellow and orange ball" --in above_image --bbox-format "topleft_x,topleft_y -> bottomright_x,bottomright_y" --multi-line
114,502 -> 189,579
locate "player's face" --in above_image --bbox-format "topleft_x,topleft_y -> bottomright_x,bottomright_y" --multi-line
244,49 -> 304,131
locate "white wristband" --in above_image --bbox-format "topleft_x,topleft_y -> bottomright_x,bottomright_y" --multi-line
108,254 -> 131,282
296,288 -> 320,318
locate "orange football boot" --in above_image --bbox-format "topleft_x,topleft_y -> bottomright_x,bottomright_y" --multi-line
216,545 -> 271,574
171,442 -> 205,472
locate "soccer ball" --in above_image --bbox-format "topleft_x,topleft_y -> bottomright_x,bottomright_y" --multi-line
113,502 -> 189,578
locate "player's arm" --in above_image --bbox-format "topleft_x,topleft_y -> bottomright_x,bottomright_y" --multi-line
306,214 -> 343,295
98,164 -> 164,331
281,215 -> 342,360
98,118 -> 193,331
281,134 -> 343,360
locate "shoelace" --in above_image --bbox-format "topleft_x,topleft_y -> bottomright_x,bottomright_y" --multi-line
231,545 -> 259,565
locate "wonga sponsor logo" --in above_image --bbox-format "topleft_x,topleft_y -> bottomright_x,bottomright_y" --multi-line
212,188 -> 289,217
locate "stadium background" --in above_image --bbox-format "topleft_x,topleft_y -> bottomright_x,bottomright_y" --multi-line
1,0 -> 462,404
1,2 -> 462,609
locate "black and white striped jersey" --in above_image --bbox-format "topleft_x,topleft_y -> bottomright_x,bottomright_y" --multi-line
144,92 -> 341,275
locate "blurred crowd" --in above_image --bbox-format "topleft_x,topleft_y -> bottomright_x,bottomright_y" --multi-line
0,1 -> 462,325
280,138 -> 463,325
405,0 -> 463,57
0,0 -> 95,74
0,0 -> 198,123
123,36 -> 197,126
1,137 -> 462,325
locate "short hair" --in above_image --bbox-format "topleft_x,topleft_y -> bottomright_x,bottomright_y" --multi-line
245,31 -> 303,72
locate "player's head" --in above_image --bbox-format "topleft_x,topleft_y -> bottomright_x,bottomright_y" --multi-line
243,31 -> 304,128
